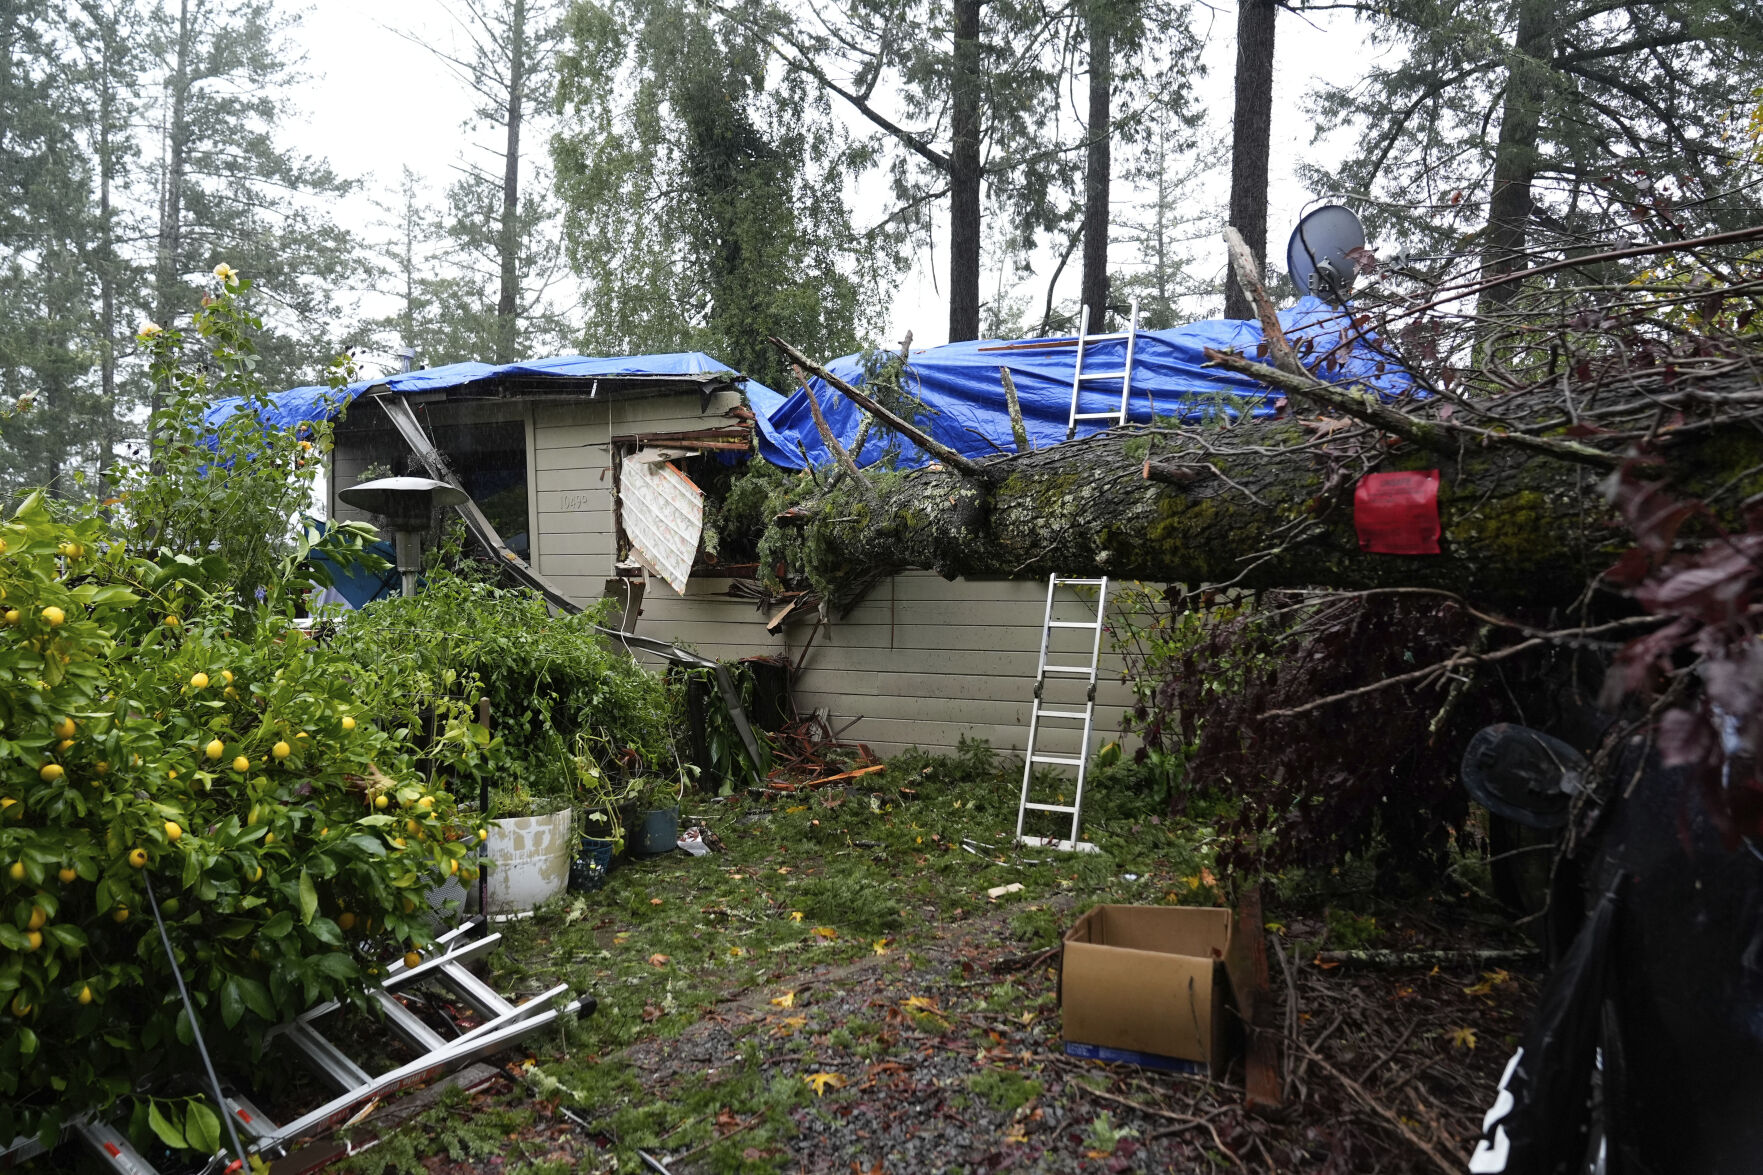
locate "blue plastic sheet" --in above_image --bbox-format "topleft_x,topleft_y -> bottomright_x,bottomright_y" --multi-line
206,351 -> 771,437
757,297 -> 1412,470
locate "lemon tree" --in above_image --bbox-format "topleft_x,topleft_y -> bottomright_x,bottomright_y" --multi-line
0,277 -> 482,1149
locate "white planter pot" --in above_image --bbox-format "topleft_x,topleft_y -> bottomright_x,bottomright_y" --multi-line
482,808 -> 573,915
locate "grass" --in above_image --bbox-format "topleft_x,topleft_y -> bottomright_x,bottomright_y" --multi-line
339,738 -> 1221,1174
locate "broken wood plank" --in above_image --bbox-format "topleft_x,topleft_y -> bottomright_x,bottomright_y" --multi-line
1234,885 -> 1282,1111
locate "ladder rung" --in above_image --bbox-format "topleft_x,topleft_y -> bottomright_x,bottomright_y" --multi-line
1047,619 -> 1100,628
1025,802 -> 1079,813
224,1093 -> 281,1140
1036,708 -> 1090,720
1029,754 -> 1085,766
441,960 -> 518,1021
1072,411 -> 1125,419
76,1121 -> 156,1175
1079,370 -> 1128,380
373,988 -> 451,1053
1082,331 -> 1133,341
285,1021 -> 374,1093
1042,664 -> 1094,675
1051,577 -> 1107,586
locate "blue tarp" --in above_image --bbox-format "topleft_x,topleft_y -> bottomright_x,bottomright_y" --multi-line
757,297 -> 1411,470
205,351 -> 769,437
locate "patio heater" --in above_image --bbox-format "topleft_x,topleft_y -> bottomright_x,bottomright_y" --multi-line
335,476 -> 468,597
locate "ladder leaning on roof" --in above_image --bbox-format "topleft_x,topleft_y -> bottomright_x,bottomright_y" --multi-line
1013,574 -> 1109,853
1064,296 -> 1142,441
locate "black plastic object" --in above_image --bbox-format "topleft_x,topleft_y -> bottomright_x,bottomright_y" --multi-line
1467,879 -> 1621,1174
570,834 -> 615,892
1461,723 -> 1586,829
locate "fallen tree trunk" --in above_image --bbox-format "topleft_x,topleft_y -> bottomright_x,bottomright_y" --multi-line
772,412 -> 1763,613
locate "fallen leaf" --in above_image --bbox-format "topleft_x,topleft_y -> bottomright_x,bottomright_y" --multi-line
647,953 -> 669,967
804,1072 -> 847,1096
777,867 -> 793,874
785,805 -> 806,813
873,938 -> 890,955
1447,1026 -> 1478,1050
650,898 -> 663,906
770,991 -> 796,1008
900,995 -> 941,1014
729,945 -> 746,957
811,926 -> 839,939
771,1014 -> 808,1037
641,1005 -> 663,1022
789,911 -> 804,922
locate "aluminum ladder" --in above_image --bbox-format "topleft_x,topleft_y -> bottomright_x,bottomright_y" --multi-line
1063,296 -> 1142,441
1013,574 -> 1109,853
16,922 -> 587,1174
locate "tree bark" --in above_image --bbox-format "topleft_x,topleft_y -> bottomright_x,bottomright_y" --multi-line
1480,0 -> 1556,312
1225,0 -> 1276,320
496,0 -> 527,364
772,419 -> 1763,614
948,0 -> 983,343
1080,0 -> 1112,332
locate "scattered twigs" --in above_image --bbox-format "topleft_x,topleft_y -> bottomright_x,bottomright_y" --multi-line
768,336 -> 993,480
1084,1088 -> 1244,1166
1296,1045 -> 1462,1175
999,367 -> 1032,453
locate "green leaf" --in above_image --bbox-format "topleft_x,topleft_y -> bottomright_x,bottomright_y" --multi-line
297,868 -> 317,926
345,834 -> 386,856
236,975 -> 274,1022
45,924 -> 86,950
219,977 -> 244,1028
15,1028 -> 36,1057
185,1100 -> 222,1154
146,1101 -> 186,1150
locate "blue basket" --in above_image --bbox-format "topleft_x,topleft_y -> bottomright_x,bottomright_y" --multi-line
570,835 -> 616,892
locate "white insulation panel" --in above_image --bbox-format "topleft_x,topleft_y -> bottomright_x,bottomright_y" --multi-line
618,454 -> 703,594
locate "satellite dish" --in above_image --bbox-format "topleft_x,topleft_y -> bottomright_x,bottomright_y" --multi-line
1286,204 -> 1365,304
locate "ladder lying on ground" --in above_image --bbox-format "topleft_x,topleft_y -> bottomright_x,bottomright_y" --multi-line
1064,297 -> 1142,441
5,921 -> 587,1174
1013,575 -> 1109,853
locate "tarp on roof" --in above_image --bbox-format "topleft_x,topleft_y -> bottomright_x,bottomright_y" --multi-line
756,297 -> 1413,470
205,351 -> 780,437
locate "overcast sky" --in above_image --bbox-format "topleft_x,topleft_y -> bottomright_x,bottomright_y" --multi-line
284,0 -> 1377,354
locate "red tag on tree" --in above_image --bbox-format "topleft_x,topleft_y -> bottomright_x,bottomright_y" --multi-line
1354,470 -> 1441,554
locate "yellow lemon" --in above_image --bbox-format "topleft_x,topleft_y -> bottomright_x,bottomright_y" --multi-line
416,796 -> 434,811
52,717 -> 75,739
295,732 -> 308,740
166,769 -> 177,781
232,756 -> 249,772
405,819 -> 420,836
263,832 -> 275,845
189,672 -> 209,689
401,896 -> 416,913
341,716 -> 356,732
403,951 -> 422,969
374,794 -> 389,811
78,985 -> 93,1005
27,906 -> 46,931
221,670 -> 234,685
249,866 -> 263,883
23,930 -> 41,952
164,821 -> 182,842
93,760 -> 109,775
56,739 -> 73,752
38,763 -> 63,783
40,606 -> 64,627
205,739 -> 224,759
2,610 -> 17,625
224,687 -> 237,699
477,828 -> 488,842
271,741 -> 291,760
57,867 -> 75,884
10,994 -> 30,1016
112,906 -> 128,922
337,912 -> 356,931
127,848 -> 147,868
390,837 -> 405,849
7,861 -> 23,882
164,615 -> 179,628
447,857 -> 459,876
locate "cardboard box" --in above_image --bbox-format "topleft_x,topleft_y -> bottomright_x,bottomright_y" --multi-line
1060,904 -> 1239,1077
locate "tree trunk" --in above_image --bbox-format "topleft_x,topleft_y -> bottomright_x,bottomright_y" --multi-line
1079,0 -> 1112,332
96,12 -> 118,488
1225,0 -> 1276,320
151,0 -> 191,437
496,0 -> 526,364
947,0 -> 983,343
772,422 -> 1763,614
1479,0 -> 1557,312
